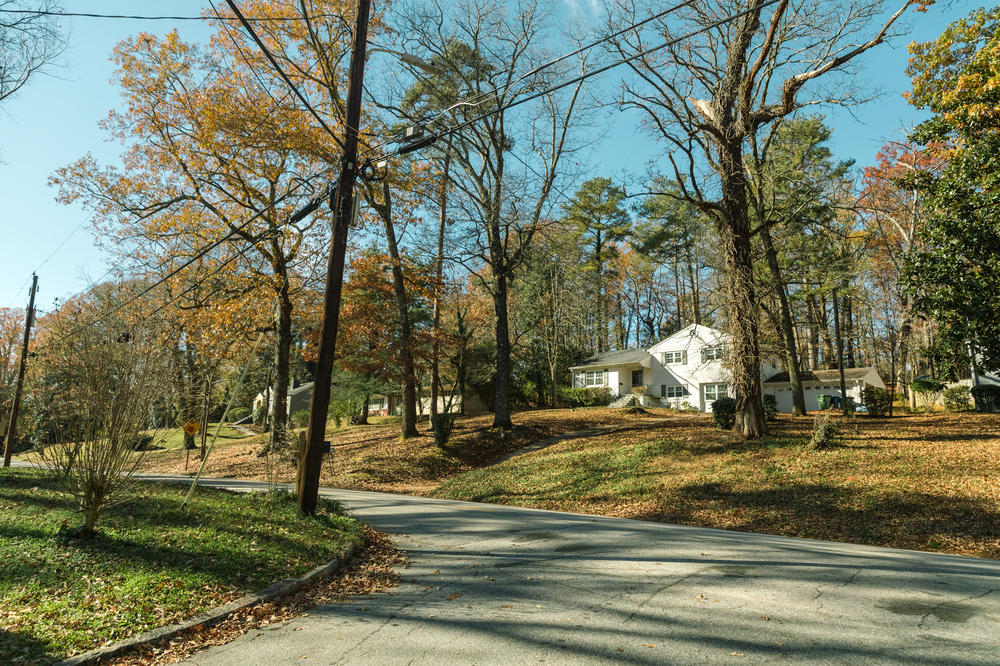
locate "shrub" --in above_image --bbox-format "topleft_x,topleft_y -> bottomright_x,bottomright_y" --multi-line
432,413 -> 455,447
711,397 -> 736,430
252,403 -> 267,425
861,384 -> 891,417
910,378 -> 945,410
808,415 -> 838,450
762,394 -> 778,421
943,385 -> 972,411
971,384 -> 1000,413
558,387 -> 615,408
291,409 -> 310,428
228,406 -> 250,422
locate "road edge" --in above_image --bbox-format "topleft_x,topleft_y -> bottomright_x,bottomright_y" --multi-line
55,541 -> 358,666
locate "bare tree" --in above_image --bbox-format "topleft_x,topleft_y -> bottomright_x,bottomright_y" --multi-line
35,298 -> 169,537
607,0 -> 922,438
0,1 -> 63,107
390,0 -> 588,429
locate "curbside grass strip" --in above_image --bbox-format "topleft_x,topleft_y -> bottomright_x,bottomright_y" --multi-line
56,541 -> 359,666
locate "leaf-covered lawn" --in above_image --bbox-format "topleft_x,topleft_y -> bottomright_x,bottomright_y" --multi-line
434,412 -> 1000,560
136,408 -> 662,494
0,468 -> 362,664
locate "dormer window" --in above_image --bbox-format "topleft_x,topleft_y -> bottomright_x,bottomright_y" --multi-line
662,351 -> 686,364
701,346 -> 724,362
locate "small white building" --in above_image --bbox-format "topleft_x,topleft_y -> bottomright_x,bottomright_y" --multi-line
761,367 -> 886,413
569,323 -> 884,413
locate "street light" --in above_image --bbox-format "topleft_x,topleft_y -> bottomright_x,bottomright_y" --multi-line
366,44 -> 442,75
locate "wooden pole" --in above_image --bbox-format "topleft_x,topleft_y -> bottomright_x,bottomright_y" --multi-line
3,274 -> 38,467
299,0 -> 371,515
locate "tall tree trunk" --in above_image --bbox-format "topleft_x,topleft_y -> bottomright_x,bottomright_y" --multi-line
718,139 -> 767,439
806,293 -> 819,370
760,226 -> 807,415
430,154 -> 450,426
832,286 -> 848,415
270,272 -> 293,452
820,294 -> 835,368
844,293 -> 856,368
378,182 -> 418,438
358,392 -> 370,425
686,243 -> 701,325
492,270 -> 514,429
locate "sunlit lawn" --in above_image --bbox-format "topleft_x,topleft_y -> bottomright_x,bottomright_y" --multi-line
0,467 -> 362,664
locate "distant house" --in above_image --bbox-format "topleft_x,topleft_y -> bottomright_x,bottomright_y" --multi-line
253,383 -> 487,418
762,367 -> 886,413
253,381 -> 315,417
569,323 -> 885,412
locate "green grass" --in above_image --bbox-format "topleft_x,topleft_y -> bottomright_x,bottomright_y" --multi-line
152,422 -> 245,450
432,413 -> 1000,560
0,467 -> 362,664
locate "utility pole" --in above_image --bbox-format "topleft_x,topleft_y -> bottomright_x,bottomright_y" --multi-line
298,0 -> 371,515
4,274 -> 38,467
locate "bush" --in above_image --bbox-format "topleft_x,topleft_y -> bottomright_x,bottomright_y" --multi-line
861,384 -> 891,417
228,407 -> 250,422
711,397 -> 736,430
762,395 -> 778,421
971,384 -> 1000,413
910,378 -> 945,410
252,403 -> 267,426
432,413 -> 455,447
558,387 -> 615,408
291,410 -> 310,428
943,385 -> 972,411
808,415 -> 838,450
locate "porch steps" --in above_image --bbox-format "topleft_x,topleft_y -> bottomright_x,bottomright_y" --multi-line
610,394 -> 637,408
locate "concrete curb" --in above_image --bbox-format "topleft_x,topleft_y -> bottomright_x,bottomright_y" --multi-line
56,541 -> 359,666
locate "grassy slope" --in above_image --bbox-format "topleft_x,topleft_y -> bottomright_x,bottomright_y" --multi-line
136,409 -> 654,494
0,468 -> 362,664
435,412 -> 1000,560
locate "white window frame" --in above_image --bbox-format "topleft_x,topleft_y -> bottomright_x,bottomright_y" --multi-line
585,370 -> 606,387
701,346 -> 724,362
704,383 -> 728,401
369,397 -> 386,410
662,350 -> 686,364
665,385 -> 686,398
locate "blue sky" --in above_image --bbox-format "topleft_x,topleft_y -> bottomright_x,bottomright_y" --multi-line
0,0 -> 977,310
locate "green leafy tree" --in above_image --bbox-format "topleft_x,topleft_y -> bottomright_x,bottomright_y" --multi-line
562,177 -> 631,352
905,8 -> 1000,372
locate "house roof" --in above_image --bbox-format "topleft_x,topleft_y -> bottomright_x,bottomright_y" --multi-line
763,368 -> 876,384
569,348 -> 649,370
647,323 -> 726,353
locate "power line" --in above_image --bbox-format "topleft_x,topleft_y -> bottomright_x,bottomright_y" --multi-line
363,0 -> 694,157
223,0 -> 345,150
374,0 -> 781,162
45,167 -> 334,347
0,8 -> 343,22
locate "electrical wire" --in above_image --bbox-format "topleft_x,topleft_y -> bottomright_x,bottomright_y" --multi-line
362,0 -> 695,157
223,0 -> 344,149
371,0 -> 781,162
0,8 -> 343,22
44,166 -> 335,347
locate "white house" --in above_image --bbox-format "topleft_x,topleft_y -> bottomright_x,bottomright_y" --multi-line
569,323 -> 884,412
761,367 -> 886,413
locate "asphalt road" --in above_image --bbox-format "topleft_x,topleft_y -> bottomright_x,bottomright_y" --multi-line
144,475 -> 1000,665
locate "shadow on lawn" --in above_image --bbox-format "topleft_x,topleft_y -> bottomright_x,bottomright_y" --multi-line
0,628 -> 55,665
649,481 -> 1000,557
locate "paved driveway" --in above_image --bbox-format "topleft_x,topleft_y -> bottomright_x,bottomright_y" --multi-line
160,476 -> 1000,665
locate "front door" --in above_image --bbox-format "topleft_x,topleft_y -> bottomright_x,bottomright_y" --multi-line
631,369 -> 643,390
